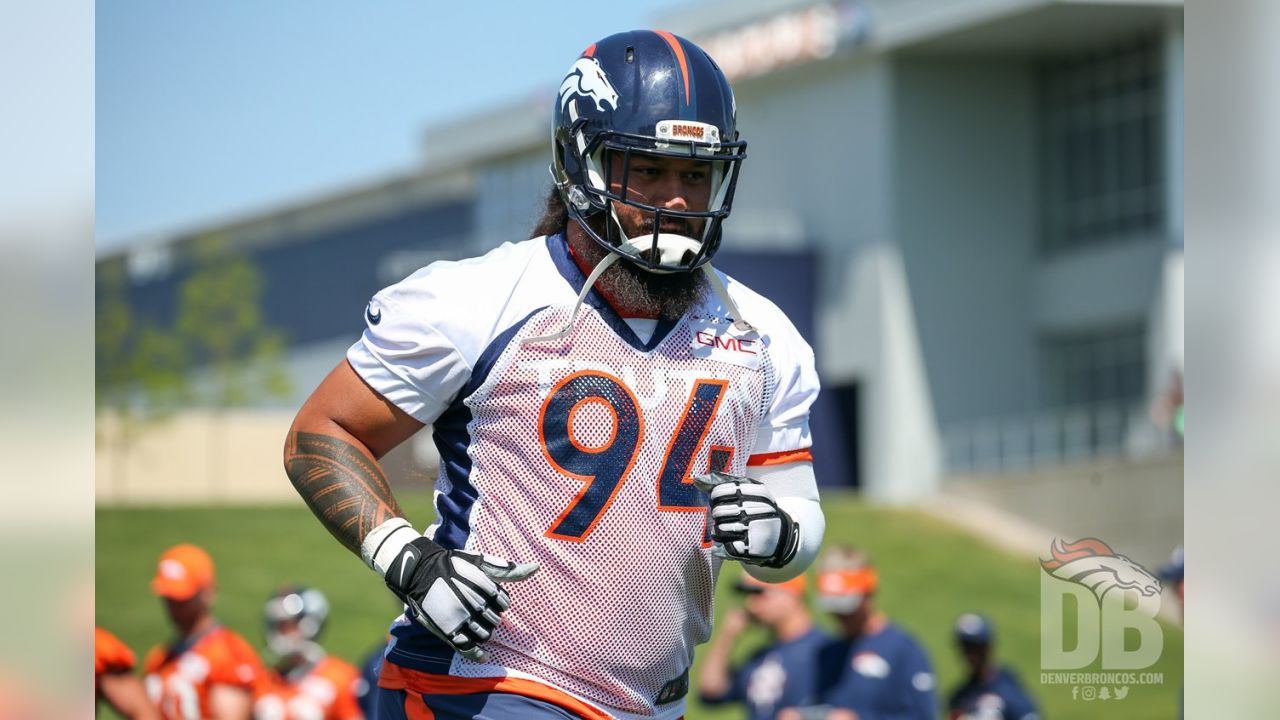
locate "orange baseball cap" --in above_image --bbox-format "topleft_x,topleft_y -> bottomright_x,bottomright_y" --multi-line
816,567 -> 879,597
735,573 -> 808,597
151,544 -> 215,600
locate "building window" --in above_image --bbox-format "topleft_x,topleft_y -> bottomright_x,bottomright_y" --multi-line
1039,34 -> 1163,254
1041,325 -> 1146,408
476,152 -> 550,246
126,243 -> 174,282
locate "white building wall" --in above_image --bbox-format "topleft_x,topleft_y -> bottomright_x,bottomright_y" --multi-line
1034,239 -> 1165,333
728,52 -> 897,391
1149,16 -> 1184,399
729,50 -> 950,500
728,54 -> 894,261
1146,250 -> 1183,401
892,55 -> 1040,426
1163,16 -> 1183,246
862,244 -> 943,501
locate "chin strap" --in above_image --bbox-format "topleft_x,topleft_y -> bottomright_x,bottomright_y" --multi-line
521,242 -> 754,346
521,251 -> 621,345
700,264 -> 753,333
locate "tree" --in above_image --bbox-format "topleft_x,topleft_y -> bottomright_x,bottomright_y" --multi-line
95,261 -> 133,411
95,262 -> 188,498
96,236 -> 292,499
176,235 -> 292,495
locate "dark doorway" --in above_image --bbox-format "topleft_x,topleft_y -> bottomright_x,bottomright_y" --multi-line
829,382 -> 862,491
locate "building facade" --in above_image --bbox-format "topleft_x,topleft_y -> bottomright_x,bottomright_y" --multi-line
98,0 -> 1184,503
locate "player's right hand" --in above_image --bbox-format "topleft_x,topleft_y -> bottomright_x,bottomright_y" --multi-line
382,537 -> 538,662
693,472 -> 799,568
719,607 -> 750,637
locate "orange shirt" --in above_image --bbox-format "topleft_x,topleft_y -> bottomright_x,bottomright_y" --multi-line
143,626 -> 265,720
96,627 -> 138,696
254,656 -> 363,720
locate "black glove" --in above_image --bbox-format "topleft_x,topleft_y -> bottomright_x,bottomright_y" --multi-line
382,537 -> 538,662
693,472 -> 799,569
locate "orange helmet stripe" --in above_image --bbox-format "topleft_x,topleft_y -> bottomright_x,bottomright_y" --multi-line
653,30 -> 691,105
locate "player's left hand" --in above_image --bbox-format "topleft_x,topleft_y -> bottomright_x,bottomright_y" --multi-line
693,472 -> 799,568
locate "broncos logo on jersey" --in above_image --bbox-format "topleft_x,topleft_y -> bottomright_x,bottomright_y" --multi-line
558,57 -> 619,114
1040,537 -> 1161,601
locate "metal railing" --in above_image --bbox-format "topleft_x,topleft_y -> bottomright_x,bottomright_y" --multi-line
943,402 -> 1177,475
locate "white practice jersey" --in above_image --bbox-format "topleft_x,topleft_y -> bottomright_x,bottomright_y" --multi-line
348,233 -> 819,719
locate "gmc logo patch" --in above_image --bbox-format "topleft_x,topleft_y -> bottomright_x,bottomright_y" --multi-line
690,325 -> 761,370
694,330 -> 757,355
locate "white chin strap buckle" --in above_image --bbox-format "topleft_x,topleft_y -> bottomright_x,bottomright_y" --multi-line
619,233 -> 702,273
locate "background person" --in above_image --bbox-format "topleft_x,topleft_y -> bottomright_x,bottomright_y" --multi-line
1158,545 -> 1184,719
97,626 -> 161,720
143,544 -> 264,720
802,546 -> 936,720
253,586 -> 364,720
353,638 -> 388,720
698,573 -> 831,719
945,613 -> 1039,720
1160,544 -> 1185,611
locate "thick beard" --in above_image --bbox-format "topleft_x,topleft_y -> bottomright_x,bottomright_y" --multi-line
578,213 -> 709,320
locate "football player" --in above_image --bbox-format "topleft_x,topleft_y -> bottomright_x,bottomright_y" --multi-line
254,586 -> 363,720
143,544 -> 265,720
97,626 -> 161,719
284,29 -> 824,720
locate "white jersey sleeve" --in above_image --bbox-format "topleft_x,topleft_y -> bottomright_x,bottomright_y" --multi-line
755,332 -> 819,459
724,280 -> 820,463
346,241 -> 544,424
346,280 -> 470,424
711,273 -> 823,581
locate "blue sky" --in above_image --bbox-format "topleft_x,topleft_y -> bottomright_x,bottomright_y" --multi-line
96,1 -> 694,250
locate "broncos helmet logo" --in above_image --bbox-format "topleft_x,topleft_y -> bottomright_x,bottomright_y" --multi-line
558,57 -> 619,114
1041,537 -> 1162,601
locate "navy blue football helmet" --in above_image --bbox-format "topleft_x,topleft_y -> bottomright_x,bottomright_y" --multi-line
551,30 -> 747,273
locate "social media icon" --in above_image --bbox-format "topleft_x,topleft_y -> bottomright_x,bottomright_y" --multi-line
1114,686 -> 1130,700
1081,686 -> 1097,701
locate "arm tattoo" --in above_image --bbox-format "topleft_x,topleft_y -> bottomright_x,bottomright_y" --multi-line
285,431 -> 404,555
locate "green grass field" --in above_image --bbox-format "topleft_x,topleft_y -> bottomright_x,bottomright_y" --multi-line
97,492 -> 1181,718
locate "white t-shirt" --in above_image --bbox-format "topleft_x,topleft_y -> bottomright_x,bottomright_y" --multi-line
348,233 -> 819,720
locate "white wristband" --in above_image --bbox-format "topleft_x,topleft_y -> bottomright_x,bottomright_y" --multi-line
360,517 -> 419,576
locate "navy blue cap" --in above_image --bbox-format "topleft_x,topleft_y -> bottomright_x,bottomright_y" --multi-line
954,613 -> 994,644
1158,545 -> 1184,583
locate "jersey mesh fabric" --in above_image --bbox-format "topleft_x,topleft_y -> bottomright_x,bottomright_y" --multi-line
354,235 -> 817,717
422,304 -> 775,715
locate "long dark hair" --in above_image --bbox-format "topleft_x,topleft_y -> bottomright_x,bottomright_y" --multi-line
530,186 -> 568,239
